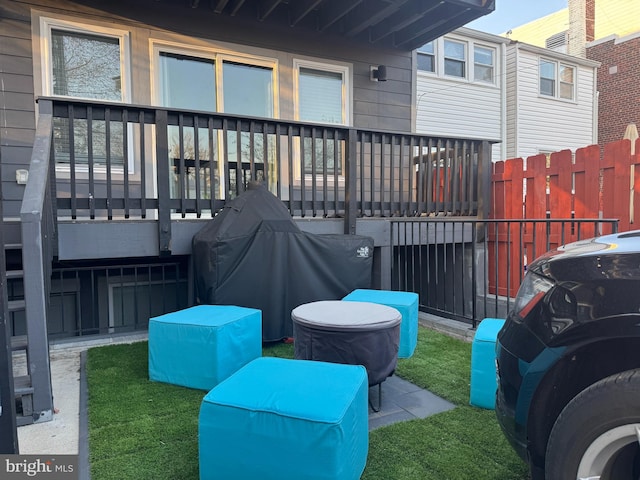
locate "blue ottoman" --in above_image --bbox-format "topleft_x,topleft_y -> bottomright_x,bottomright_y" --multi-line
470,318 -> 505,409
343,289 -> 419,358
148,305 -> 261,390
199,357 -> 368,480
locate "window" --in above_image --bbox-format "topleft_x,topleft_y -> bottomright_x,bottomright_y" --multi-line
444,40 -> 466,78
559,64 -> 575,100
294,60 -> 349,175
154,43 -> 278,198
540,59 -> 575,100
474,46 -> 494,83
417,42 -> 435,73
41,18 -> 131,168
540,59 -> 556,96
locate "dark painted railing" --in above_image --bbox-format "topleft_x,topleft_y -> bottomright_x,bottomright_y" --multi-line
390,218 -> 619,327
42,97 -> 490,246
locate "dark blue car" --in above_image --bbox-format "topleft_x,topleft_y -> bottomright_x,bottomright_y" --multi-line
496,230 -> 640,480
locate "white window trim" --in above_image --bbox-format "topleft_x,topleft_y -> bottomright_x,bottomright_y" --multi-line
40,16 -> 133,102
417,36 -> 498,87
39,16 -> 135,175
292,59 -> 351,183
150,40 -> 280,201
149,40 -> 279,117
443,38 -> 467,80
293,58 -> 351,126
417,42 -> 437,75
539,58 -> 576,102
473,45 -> 496,84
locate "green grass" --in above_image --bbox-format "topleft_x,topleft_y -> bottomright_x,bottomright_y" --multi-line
86,327 -> 529,479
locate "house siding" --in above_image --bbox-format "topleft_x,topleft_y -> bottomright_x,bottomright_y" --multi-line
505,46 -> 518,159
415,30 -> 505,163
1,0 -> 416,217
1,7 -> 36,218
507,44 -> 596,159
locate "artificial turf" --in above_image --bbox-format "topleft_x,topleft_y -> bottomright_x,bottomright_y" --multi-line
86,327 -> 529,479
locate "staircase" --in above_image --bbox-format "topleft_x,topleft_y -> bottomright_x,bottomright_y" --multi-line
3,221 -> 53,426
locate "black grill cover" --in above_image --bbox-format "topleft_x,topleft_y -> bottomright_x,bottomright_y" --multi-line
192,184 -> 374,342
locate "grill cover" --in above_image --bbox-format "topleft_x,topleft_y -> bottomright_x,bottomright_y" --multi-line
192,184 -> 374,342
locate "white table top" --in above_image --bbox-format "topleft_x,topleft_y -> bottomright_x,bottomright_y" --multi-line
291,300 -> 401,331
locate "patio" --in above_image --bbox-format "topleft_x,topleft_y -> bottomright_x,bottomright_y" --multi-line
15,315 -> 528,479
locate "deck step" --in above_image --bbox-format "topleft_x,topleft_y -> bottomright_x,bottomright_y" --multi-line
4,243 -> 22,251
10,335 -> 28,351
14,375 -> 34,396
8,299 -> 26,312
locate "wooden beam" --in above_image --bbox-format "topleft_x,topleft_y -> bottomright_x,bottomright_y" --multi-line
290,0 -> 323,27
394,7 -> 479,49
258,0 -> 283,21
212,0 -> 229,13
318,0 -> 363,32
369,0 -> 443,43
343,0 -> 409,37
229,0 -> 246,16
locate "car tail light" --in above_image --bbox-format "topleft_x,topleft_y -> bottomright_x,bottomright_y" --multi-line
513,272 -> 554,320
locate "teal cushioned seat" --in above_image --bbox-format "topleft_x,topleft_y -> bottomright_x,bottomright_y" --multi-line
470,318 -> 505,409
148,305 -> 261,390
342,289 -> 419,358
199,357 -> 368,480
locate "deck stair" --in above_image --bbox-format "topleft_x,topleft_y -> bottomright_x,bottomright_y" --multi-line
3,225 -> 53,426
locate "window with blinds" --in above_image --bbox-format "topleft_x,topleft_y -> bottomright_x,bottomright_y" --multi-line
295,64 -> 348,175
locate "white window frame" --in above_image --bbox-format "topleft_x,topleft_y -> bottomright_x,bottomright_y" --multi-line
559,64 -> 576,101
473,45 -> 495,84
150,40 -> 279,116
539,58 -> 576,101
417,42 -> 436,74
292,59 -> 351,182
150,41 -> 279,202
418,36 -> 499,87
39,16 -> 134,174
443,39 -> 466,79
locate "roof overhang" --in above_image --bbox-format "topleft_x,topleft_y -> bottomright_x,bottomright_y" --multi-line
160,0 -> 495,50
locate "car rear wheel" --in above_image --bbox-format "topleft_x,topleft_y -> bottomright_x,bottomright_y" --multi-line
545,369 -> 640,480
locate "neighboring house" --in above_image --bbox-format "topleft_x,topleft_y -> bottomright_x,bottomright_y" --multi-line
507,0 -> 640,146
415,28 -> 507,163
416,27 -> 598,161
504,41 -> 599,159
0,0 -> 494,426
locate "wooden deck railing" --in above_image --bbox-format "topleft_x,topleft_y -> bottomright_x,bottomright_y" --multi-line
38,97 -> 491,250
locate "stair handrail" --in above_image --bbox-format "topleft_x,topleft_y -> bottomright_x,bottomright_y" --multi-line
18,99 -> 55,423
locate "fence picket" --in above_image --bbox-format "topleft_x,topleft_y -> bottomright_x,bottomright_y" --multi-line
489,139 -> 639,294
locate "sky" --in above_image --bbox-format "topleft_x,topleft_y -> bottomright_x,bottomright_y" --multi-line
466,0 -> 568,35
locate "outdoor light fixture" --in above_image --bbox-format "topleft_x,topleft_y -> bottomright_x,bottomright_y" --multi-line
370,65 -> 387,82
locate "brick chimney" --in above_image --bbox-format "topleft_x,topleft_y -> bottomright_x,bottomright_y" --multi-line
568,0 -> 586,57
568,0 -> 595,57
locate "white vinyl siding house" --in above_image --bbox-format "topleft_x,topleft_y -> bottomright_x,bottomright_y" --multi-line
415,28 -> 507,163
416,28 -> 599,163
505,42 -> 599,159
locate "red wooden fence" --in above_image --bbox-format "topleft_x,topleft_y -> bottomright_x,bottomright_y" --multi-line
489,138 -> 640,295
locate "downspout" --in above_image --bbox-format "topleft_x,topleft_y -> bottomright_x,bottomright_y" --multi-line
500,41 -> 507,162
592,71 -> 599,144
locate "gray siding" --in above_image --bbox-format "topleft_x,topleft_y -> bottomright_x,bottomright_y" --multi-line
1,6 -> 36,218
1,0 -> 415,218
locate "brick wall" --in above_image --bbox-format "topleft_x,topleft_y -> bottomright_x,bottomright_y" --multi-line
588,36 -> 640,145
